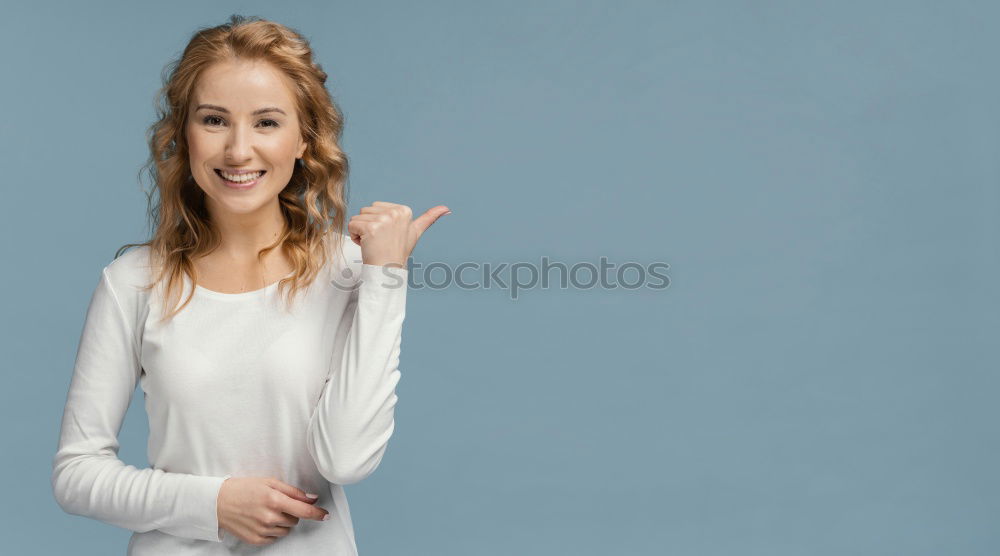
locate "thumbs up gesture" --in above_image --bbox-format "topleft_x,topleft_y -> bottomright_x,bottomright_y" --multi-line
348,201 -> 451,268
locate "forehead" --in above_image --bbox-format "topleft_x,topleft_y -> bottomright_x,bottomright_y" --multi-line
190,59 -> 296,113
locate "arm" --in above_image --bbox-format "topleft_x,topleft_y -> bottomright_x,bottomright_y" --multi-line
306,263 -> 408,485
51,268 -> 231,542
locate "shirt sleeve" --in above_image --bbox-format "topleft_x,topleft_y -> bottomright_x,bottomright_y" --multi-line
306,263 -> 408,485
51,267 -> 231,542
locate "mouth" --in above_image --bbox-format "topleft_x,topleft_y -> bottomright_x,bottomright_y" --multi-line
214,169 -> 266,189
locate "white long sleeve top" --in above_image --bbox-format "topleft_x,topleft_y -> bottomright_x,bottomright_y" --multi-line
51,232 -> 408,555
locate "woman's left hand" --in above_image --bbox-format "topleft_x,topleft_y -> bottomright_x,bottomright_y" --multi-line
348,201 -> 451,268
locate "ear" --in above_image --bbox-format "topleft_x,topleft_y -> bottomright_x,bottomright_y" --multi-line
297,137 -> 308,159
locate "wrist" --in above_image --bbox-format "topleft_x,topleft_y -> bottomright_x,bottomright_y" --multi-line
361,258 -> 407,269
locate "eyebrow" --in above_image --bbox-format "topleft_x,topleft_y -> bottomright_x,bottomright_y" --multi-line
195,104 -> 287,116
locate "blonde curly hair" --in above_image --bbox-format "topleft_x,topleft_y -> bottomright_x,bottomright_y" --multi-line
116,14 -> 350,322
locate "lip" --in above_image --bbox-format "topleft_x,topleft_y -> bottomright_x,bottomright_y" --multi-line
216,168 -> 265,175
215,169 -> 266,190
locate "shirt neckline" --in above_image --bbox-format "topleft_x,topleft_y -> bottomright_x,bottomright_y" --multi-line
188,270 -> 297,301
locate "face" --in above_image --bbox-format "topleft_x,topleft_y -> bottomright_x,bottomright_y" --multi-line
185,58 -> 307,218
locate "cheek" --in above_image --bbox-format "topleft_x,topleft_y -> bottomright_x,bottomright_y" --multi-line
185,130 -> 207,161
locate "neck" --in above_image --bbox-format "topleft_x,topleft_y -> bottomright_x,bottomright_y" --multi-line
207,199 -> 287,261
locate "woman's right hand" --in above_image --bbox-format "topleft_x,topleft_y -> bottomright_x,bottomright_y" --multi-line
217,476 -> 330,546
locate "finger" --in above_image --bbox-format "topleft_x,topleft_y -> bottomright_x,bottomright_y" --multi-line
371,201 -> 400,208
251,535 -> 278,546
261,524 -> 293,537
278,496 -> 330,521
347,226 -> 363,246
362,204 -> 410,220
347,220 -> 371,244
410,205 -> 451,237
266,479 -> 318,505
260,510 -> 301,529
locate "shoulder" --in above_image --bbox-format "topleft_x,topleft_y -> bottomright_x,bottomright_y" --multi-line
103,245 -> 155,291
98,245 -> 157,319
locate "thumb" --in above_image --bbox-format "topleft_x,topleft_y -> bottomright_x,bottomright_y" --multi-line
266,477 -> 319,505
411,205 -> 451,237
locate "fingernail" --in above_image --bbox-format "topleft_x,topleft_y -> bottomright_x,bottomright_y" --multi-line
443,210 -> 452,215
323,513 -> 331,521
306,493 -> 318,499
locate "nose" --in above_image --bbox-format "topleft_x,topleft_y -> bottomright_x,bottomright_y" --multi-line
224,122 -> 254,164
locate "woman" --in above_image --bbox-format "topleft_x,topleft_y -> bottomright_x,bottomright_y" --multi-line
51,15 -> 449,554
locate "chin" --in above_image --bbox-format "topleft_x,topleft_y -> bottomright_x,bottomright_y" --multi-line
207,192 -> 276,215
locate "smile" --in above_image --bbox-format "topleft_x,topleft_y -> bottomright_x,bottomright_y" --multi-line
214,169 -> 266,189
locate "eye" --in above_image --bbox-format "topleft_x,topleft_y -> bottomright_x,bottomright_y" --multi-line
199,116 -> 279,128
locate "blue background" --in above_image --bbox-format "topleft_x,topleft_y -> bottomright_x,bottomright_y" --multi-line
2,1 -> 998,554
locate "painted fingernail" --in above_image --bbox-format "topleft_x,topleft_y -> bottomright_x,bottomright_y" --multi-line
306,493 -> 318,499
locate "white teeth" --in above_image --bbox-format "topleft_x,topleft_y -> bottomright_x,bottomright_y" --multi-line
219,170 -> 263,182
